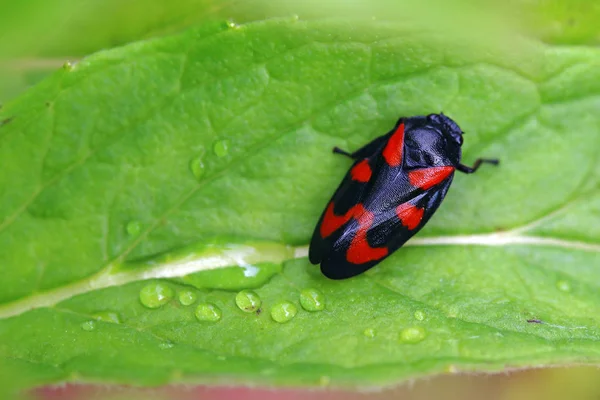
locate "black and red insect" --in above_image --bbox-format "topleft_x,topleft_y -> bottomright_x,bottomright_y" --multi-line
309,113 -> 499,279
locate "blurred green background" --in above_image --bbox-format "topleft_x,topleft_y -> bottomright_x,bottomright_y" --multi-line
1,0 -> 599,104
1,0 -> 599,399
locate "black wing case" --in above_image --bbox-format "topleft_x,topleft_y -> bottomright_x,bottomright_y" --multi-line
308,128 -> 394,271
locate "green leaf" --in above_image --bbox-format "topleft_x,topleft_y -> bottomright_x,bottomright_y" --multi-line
1,17 -> 599,395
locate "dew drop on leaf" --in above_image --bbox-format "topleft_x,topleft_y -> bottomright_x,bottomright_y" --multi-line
126,220 -> 142,237
556,280 -> 571,292
270,301 -> 297,323
400,326 -> 426,344
213,139 -> 229,157
299,288 -> 325,312
189,156 -> 205,180
195,303 -> 222,322
178,290 -> 197,306
363,328 -> 376,338
81,321 -> 96,331
139,282 -> 174,309
235,290 -> 261,313
93,311 -> 121,324
158,341 -> 175,350
413,310 -> 426,321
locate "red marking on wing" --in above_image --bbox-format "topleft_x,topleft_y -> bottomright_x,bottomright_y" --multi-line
350,159 -> 372,182
320,202 -> 359,238
347,209 -> 388,264
408,166 -> 454,190
382,122 -> 405,167
396,203 -> 424,230
320,202 -> 388,264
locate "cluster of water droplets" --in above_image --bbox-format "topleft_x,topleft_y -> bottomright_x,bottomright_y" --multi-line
134,282 -> 331,325
80,271 -> 436,348
187,139 -> 231,182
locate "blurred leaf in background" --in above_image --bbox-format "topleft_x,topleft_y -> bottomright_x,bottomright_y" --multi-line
1,0 -> 599,102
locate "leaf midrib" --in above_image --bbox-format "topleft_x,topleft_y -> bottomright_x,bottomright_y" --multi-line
0,223 -> 598,321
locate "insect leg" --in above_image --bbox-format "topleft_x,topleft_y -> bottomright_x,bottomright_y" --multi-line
332,135 -> 389,160
457,158 -> 500,173
332,147 -> 354,158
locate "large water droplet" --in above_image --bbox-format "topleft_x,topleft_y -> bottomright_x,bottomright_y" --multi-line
556,280 -> 571,292
81,321 -> 96,331
413,310 -> 426,321
93,311 -> 121,324
139,282 -> 174,309
178,290 -> 197,306
213,139 -> 229,157
299,288 -> 325,312
189,156 -> 206,180
180,261 -> 282,291
235,290 -> 261,313
126,220 -> 142,237
363,328 -> 376,338
270,301 -> 297,323
195,303 -> 222,322
400,326 -> 426,344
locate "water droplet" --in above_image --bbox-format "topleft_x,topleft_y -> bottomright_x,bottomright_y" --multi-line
235,290 -> 262,313
413,310 -> 426,321
93,311 -> 121,324
556,280 -> 571,292
139,282 -> 174,309
227,20 -> 239,29
363,328 -> 376,338
126,220 -> 141,237
400,326 -> 426,344
213,139 -> 229,157
159,341 -> 174,350
178,290 -> 197,306
195,303 -> 222,322
270,301 -> 297,323
299,288 -> 325,312
63,61 -> 73,70
189,156 -> 205,180
446,307 -> 458,318
81,321 -> 96,331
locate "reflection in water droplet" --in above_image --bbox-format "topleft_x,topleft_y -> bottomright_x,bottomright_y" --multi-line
270,301 -> 297,323
139,282 -> 174,309
126,220 -> 142,237
556,280 -> 571,292
413,310 -> 425,321
178,290 -> 197,306
189,156 -> 205,180
400,326 -> 426,344
235,290 -> 261,313
93,311 -> 121,324
363,328 -> 376,338
81,321 -> 96,331
195,303 -> 222,322
299,288 -> 325,312
242,264 -> 259,277
159,341 -> 175,350
213,139 -> 229,157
